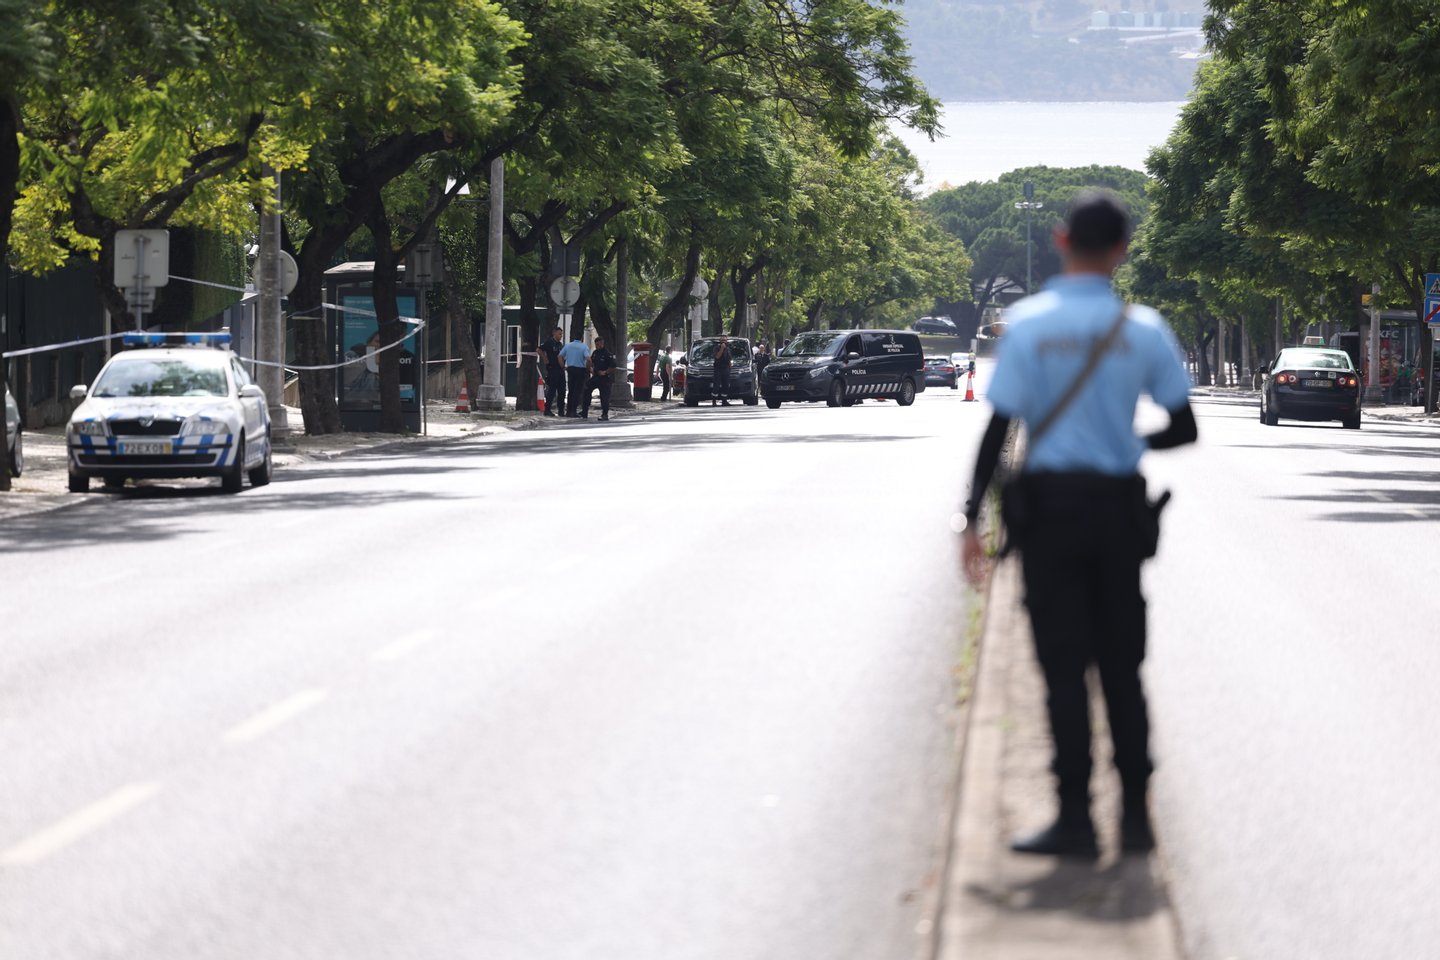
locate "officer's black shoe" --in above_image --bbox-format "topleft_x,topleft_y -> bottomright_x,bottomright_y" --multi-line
711,399 -> 717,406
599,415 -> 609,421
1120,813 -> 1155,853
721,400 -> 731,406
1009,819 -> 1099,859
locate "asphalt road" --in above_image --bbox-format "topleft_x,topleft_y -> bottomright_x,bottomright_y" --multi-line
1142,395 -> 1440,959
0,384 -> 985,960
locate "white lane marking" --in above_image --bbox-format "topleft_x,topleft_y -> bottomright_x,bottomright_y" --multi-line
370,629 -> 438,662
222,688 -> 329,744
1,781 -> 161,866
1403,507 -> 1427,519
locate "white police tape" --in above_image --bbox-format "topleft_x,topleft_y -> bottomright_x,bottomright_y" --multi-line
1,332 -> 126,360
246,318 -> 429,370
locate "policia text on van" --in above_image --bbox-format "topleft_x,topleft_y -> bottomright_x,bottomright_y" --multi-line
760,330 -> 926,408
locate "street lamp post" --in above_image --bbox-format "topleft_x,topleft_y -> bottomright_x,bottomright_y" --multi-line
1013,180 -> 1044,295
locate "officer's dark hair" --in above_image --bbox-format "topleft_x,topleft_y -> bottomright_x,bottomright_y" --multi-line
1065,190 -> 1130,255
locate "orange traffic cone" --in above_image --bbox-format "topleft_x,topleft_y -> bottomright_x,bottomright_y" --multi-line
963,370 -> 976,401
536,375 -> 546,412
455,381 -> 471,413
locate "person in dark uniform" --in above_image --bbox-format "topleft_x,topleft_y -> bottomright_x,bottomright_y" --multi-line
583,336 -> 617,420
711,336 -> 732,406
961,191 -> 1198,859
754,342 -> 772,377
537,327 -> 566,417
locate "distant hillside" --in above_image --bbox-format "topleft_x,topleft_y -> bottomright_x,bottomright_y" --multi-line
899,0 -> 1203,102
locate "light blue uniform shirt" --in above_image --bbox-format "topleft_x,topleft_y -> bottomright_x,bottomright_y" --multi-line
987,275 -> 1191,476
559,339 -> 591,369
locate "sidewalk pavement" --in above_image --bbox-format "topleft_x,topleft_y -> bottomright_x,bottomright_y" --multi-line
934,557 -> 1182,960
0,393 -> 675,521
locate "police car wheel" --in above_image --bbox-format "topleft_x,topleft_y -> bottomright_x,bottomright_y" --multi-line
67,470 -> 89,493
827,379 -> 845,407
683,395 -> 699,407
249,435 -> 273,487
896,379 -> 917,406
221,434 -> 246,493
765,398 -> 781,409
743,395 -> 759,406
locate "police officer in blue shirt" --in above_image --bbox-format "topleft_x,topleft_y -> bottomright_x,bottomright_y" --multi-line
559,332 -> 591,418
962,191 -> 1197,859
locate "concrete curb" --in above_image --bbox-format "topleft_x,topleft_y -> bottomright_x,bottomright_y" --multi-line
934,556 -> 1184,960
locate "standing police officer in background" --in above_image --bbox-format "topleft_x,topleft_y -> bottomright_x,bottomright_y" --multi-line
583,335 -> 617,421
962,190 -> 1197,858
560,330 -> 591,418
537,327 -> 567,417
711,336 -> 733,406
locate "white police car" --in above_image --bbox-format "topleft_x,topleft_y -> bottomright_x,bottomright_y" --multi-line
66,332 -> 273,493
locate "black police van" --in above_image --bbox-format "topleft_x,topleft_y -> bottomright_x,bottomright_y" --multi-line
760,330 -> 926,409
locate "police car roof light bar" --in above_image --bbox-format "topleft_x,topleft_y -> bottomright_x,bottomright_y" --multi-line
122,332 -> 232,348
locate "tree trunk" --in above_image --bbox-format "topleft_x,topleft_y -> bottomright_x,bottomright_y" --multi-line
1195,328 -> 1213,386
442,255 -> 481,407
0,99 -> 14,489
517,274 -> 541,412
648,234 -> 702,345
368,210 -> 406,433
805,298 -> 825,331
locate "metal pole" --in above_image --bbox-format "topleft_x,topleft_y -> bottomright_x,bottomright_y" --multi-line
1365,282 -> 1383,404
134,233 -> 147,331
475,157 -> 506,413
613,239 -> 632,408
257,170 -> 288,434
1025,206 -> 1033,294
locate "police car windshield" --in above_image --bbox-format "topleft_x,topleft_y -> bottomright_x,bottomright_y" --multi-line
93,357 -> 229,398
1279,349 -> 1352,371
780,332 -> 845,357
690,340 -> 749,363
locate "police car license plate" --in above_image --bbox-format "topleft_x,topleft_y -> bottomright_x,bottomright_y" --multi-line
1302,379 -> 1333,388
120,441 -> 171,455
775,385 -> 796,392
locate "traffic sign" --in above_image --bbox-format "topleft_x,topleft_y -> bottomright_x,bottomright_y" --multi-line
114,229 -> 170,289
549,276 -> 580,308
1426,273 -> 1440,298
1425,296 -> 1440,327
252,250 -> 298,296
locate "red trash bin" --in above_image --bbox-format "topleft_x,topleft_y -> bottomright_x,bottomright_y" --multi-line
631,341 -> 653,401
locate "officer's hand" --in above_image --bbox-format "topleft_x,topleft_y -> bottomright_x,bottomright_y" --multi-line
961,527 -> 988,586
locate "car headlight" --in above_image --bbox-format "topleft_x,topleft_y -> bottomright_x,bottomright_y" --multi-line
182,418 -> 231,436
808,365 -> 831,378
71,420 -> 108,437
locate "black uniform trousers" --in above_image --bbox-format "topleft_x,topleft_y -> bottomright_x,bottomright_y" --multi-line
711,365 -> 731,401
545,363 -> 566,414
1018,472 -> 1152,822
583,372 -> 612,417
565,367 -> 588,417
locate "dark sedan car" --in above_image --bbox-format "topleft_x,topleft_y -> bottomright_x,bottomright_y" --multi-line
1259,347 -> 1362,429
923,356 -> 959,389
912,315 -> 957,335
